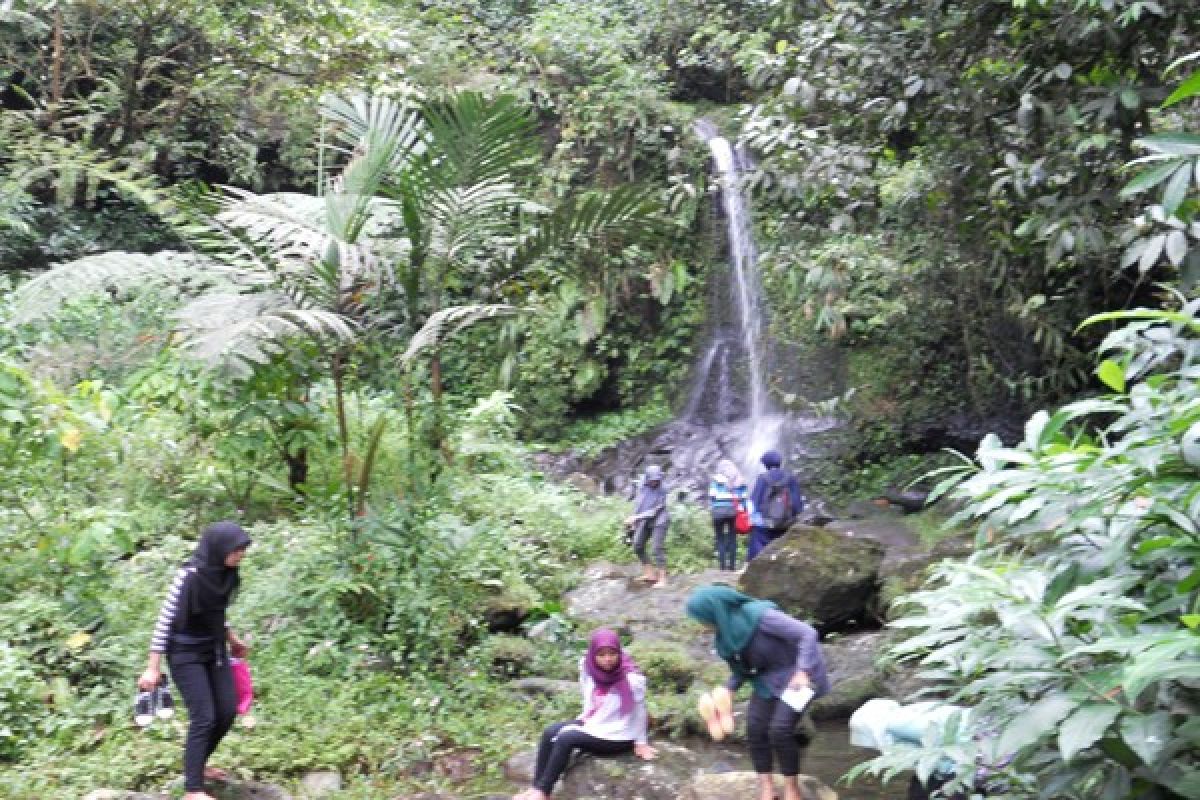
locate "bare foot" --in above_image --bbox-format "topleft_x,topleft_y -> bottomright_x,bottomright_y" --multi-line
203,766 -> 229,781
183,793 -> 218,800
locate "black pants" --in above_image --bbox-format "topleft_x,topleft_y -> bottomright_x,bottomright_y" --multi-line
712,517 -> 738,570
532,721 -> 633,793
168,656 -> 237,792
746,693 -> 812,776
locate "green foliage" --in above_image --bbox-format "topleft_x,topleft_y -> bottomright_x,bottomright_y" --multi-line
541,403 -> 674,457
855,304 -> 1200,797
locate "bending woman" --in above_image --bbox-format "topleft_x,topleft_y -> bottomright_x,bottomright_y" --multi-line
513,628 -> 657,800
138,521 -> 252,800
686,585 -> 830,800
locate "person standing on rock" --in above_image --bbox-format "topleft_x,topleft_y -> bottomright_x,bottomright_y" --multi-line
138,521 -> 252,800
747,450 -> 804,562
512,628 -> 657,800
685,585 -> 830,800
625,464 -> 670,587
709,458 -> 749,571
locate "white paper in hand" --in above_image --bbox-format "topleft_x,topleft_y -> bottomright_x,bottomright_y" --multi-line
780,686 -> 814,713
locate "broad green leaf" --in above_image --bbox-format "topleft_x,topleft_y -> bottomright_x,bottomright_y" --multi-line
1182,614 -> 1200,630
1140,233 -> 1166,273
996,693 -> 1078,756
1162,164 -> 1194,217
1120,159 -> 1180,197
1024,409 -> 1050,450
1096,360 -> 1126,393
1059,703 -> 1121,763
1120,712 -> 1171,767
1166,230 -> 1190,266
1137,133 -> 1200,156
1164,71 -> 1200,107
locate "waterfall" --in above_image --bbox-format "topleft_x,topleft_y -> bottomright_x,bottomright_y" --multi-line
693,124 -> 778,461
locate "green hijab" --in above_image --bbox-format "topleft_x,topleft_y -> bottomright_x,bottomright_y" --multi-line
685,585 -> 777,696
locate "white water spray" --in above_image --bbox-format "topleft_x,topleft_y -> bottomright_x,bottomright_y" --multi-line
696,125 -> 779,463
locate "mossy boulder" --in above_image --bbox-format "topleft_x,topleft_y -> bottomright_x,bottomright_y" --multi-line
483,634 -> 537,677
738,525 -> 885,631
627,639 -> 702,694
482,590 -> 534,633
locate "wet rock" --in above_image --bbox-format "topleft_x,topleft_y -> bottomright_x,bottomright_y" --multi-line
879,489 -> 929,513
555,743 -> 721,800
811,632 -> 890,720
680,771 -> 838,800
739,526 -> 885,632
299,771 -> 342,797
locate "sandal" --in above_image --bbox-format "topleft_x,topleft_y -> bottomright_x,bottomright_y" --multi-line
713,686 -> 735,734
697,691 -> 725,741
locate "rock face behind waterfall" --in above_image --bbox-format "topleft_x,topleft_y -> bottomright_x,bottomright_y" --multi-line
738,526 -> 885,631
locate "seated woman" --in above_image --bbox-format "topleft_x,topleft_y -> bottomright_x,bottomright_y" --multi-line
686,585 -> 830,800
513,628 -> 657,800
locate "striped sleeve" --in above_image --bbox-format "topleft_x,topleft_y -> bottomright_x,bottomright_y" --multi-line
149,567 -> 191,653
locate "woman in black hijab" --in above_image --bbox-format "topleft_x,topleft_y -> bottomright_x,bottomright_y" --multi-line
139,521 -> 252,800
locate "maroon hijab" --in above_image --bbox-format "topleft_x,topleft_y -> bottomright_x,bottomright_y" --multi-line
585,628 -> 639,715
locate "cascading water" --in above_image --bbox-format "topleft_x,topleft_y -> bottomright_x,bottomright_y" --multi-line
692,123 -> 781,465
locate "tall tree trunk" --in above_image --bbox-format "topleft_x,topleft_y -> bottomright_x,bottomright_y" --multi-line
48,5 -> 63,125
331,350 -> 354,515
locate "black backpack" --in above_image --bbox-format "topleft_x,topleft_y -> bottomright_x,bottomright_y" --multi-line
763,476 -> 795,531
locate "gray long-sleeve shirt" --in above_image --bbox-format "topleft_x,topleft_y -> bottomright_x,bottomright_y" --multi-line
724,609 -> 831,699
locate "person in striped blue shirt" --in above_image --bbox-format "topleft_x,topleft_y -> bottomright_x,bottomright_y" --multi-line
138,521 -> 252,800
709,458 -> 750,571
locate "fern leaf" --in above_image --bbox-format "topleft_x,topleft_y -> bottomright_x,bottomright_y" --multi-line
11,251 -> 224,325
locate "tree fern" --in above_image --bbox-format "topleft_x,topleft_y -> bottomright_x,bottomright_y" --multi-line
10,251 -> 224,325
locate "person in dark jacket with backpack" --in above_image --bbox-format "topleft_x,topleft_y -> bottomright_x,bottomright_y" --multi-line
747,450 -> 803,562
138,521 -> 252,800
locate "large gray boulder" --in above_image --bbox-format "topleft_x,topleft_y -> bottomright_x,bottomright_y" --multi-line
739,526 -> 885,631
810,632 -> 890,720
504,742 -> 838,800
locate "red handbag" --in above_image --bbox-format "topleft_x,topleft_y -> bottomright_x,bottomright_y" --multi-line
734,499 -> 751,535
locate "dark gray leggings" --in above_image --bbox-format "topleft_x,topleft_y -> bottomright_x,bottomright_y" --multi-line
746,693 -> 813,775
632,522 -> 668,569
168,656 -> 237,792
533,721 -> 633,793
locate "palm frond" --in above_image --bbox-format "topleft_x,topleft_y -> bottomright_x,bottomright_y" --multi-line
320,93 -> 426,179
401,304 -> 525,365
513,185 -> 665,269
421,92 -> 538,187
11,251 -> 223,325
216,189 -> 404,308
426,180 -> 524,267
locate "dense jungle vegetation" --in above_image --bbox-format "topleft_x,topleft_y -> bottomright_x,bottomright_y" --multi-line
1,0 -> 1197,798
